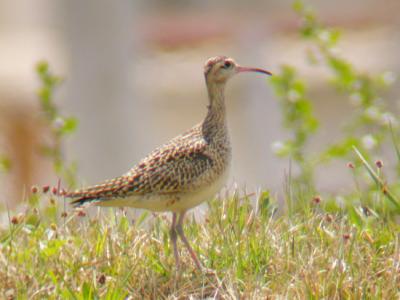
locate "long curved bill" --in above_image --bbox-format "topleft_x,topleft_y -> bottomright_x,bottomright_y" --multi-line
236,66 -> 272,76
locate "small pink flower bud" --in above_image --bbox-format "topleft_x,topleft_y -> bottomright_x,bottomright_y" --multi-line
375,160 -> 383,169
76,209 -> 86,217
312,195 -> 322,204
97,274 -> 106,285
343,233 -> 351,241
52,187 -> 58,195
11,216 -> 18,225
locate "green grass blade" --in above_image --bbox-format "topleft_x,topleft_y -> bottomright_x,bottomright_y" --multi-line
353,146 -> 400,211
389,122 -> 400,163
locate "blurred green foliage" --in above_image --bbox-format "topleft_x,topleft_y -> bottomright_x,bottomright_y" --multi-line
268,0 -> 400,213
0,155 -> 11,173
36,61 -> 78,188
270,65 -> 318,185
293,0 -> 397,162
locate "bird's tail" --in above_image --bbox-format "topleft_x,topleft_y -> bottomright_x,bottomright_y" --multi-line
70,196 -> 99,207
65,190 -> 101,207
65,175 -> 128,207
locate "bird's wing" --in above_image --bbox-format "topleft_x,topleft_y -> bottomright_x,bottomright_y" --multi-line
66,135 -> 215,206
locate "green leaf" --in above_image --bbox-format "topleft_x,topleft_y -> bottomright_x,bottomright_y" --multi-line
258,191 -> 271,216
135,211 -> 149,227
347,205 -> 363,229
0,155 -> 11,172
328,57 -> 355,88
81,282 -> 93,300
41,239 -> 66,258
318,29 -> 341,47
292,0 -> 304,13
36,61 -> 49,75
324,138 -> 359,158
328,29 -> 341,46
389,122 -> 400,164
38,87 -> 51,103
61,117 -> 78,134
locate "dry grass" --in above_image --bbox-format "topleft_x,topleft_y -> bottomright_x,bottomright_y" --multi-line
0,189 -> 399,299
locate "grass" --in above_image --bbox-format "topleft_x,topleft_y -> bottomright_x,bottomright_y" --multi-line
1,188 -> 399,299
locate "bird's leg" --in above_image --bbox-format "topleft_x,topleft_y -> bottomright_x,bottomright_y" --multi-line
176,212 -> 202,270
169,213 -> 180,269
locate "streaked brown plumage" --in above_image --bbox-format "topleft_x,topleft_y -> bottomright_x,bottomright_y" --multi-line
65,56 -> 271,270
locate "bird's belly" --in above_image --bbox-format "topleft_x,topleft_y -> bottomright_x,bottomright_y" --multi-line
167,169 -> 229,212
97,168 -> 229,213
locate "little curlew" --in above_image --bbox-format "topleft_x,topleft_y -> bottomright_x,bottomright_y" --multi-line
65,56 -> 272,270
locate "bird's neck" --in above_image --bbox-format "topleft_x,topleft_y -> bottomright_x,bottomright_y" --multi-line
202,80 -> 228,139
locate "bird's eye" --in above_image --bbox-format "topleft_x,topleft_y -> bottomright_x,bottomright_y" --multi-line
222,61 -> 232,69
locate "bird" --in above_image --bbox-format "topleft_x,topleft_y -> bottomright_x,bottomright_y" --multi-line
65,56 -> 272,270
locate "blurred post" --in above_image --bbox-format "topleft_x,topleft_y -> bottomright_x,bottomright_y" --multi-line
62,0 -> 143,184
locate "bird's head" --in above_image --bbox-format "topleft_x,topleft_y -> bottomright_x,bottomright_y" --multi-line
204,56 -> 272,84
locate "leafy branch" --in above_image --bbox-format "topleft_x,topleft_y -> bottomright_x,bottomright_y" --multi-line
36,61 -> 78,188
268,1 -> 400,212
269,66 -> 318,185
293,0 -> 397,162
